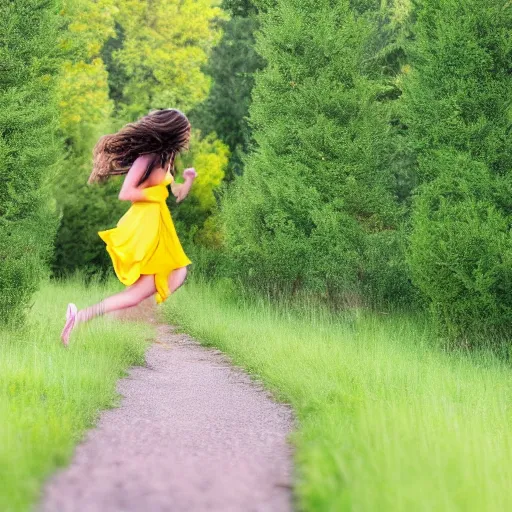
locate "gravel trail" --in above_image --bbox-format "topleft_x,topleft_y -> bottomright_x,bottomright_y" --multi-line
39,312 -> 294,512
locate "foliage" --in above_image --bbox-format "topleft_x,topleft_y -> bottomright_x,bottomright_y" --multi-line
409,152 -> 512,341
171,130 -> 229,259
57,59 -> 114,152
52,0 -> 119,277
223,0 -> 259,16
110,0 -> 225,121
0,0 -> 63,324
57,0 -> 116,151
179,131 -> 229,214
53,170 -> 128,278
191,0 -> 264,179
404,0 -> 512,341
220,0 -> 409,306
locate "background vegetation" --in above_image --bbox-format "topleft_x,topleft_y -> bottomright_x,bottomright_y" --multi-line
2,0 -> 512,510
5,0 -> 510,342
0,0 -> 63,325
0,277 -> 149,511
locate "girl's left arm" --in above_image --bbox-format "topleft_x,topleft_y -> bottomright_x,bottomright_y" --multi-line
171,168 -> 197,203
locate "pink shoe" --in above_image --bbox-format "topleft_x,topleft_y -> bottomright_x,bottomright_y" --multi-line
61,303 -> 78,346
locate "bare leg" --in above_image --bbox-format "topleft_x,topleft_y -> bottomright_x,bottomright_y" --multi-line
75,266 -> 188,325
61,268 -> 189,344
168,265 -> 188,294
76,274 -> 157,325
108,266 -> 189,319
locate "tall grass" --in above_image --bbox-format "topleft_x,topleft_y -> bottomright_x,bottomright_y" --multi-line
165,279 -> 512,512
0,277 -> 151,512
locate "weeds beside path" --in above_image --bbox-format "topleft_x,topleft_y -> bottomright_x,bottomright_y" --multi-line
166,279 -> 512,512
0,279 -> 150,512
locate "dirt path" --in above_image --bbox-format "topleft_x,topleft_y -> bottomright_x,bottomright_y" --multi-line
40,312 -> 294,512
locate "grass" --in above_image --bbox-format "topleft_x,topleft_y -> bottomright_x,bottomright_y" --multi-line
0,277 -> 151,512
165,278 -> 512,512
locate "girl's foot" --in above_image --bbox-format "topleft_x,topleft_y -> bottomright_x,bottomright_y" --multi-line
61,303 -> 78,346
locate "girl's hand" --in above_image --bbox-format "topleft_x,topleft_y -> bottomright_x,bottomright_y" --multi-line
183,167 -> 197,180
173,168 -> 197,202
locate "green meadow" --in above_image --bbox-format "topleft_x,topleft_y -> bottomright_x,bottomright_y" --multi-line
0,278 -> 150,512
166,279 -> 512,512
3,0 -> 512,510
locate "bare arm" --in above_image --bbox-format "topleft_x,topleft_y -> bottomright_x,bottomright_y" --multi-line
171,168 -> 197,203
118,154 -> 153,202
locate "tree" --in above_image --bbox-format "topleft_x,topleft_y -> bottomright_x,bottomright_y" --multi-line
404,0 -> 512,341
0,0 -> 63,323
110,0 -> 225,121
221,0 -> 407,305
191,0 -> 264,180
52,0 -> 122,277
56,0 -> 117,152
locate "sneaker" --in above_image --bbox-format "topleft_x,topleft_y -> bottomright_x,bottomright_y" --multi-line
61,303 -> 78,346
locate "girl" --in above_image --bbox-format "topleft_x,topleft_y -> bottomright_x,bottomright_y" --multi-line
60,108 -> 197,345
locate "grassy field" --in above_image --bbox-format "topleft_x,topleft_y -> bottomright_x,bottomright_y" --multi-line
0,278 -> 151,512
165,279 -> 512,512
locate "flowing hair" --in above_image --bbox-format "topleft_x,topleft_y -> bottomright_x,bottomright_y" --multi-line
88,108 -> 191,185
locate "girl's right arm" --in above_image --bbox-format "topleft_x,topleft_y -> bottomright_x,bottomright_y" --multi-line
118,154 -> 153,202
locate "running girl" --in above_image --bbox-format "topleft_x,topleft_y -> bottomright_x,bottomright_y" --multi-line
61,108 -> 196,345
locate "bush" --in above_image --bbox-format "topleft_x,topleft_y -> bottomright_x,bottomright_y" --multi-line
362,229 -> 417,309
408,151 -> 512,341
403,0 -> 512,341
52,170 -> 128,279
0,0 -> 63,324
221,0 -> 410,306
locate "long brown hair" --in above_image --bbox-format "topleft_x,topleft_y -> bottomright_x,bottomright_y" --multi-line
88,108 -> 191,185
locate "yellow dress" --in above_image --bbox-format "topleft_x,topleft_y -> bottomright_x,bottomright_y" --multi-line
98,171 -> 191,304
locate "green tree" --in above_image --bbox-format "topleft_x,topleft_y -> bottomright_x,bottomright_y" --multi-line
221,0 -> 407,305
0,0 -> 63,323
110,0 -> 224,121
52,0 -> 122,277
56,0 -> 117,152
404,0 -> 512,341
191,0 -> 263,179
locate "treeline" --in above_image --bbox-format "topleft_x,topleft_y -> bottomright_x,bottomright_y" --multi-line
194,0 -> 512,344
2,0 -> 511,345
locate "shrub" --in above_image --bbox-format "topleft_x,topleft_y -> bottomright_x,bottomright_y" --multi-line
221,0 -> 408,305
0,0 -> 63,324
403,0 -> 512,341
409,151 -> 512,341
